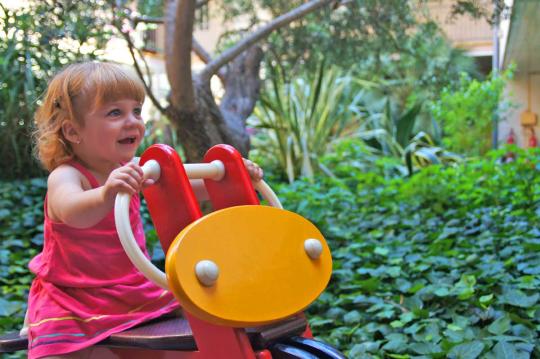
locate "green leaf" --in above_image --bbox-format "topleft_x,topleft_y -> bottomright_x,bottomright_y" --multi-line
488,316 -> 511,335
492,341 -> 518,359
374,247 -> 390,256
480,294 -> 494,304
343,310 -> 361,324
500,290 -> 539,308
382,333 -> 408,352
452,275 -> 476,300
434,287 -> 450,297
448,341 -> 485,359
395,103 -> 422,147
412,342 -> 443,355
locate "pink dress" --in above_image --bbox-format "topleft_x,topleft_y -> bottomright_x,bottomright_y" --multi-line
26,161 -> 179,358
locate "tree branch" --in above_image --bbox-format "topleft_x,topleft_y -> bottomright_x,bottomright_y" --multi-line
192,39 -> 227,84
192,38 -> 212,63
165,0 -> 196,110
199,0 -> 333,82
133,9 -> 227,85
119,30 -> 167,115
133,15 -> 163,26
108,0 -> 167,115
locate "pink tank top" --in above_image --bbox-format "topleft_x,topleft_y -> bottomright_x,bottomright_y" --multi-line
27,161 -> 178,359
29,161 -> 148,287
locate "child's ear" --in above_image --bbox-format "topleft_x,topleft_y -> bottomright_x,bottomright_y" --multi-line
61,121 -> 81,145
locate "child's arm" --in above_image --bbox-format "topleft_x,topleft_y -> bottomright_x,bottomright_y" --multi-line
47,163 -> 144,228
189,158 -> 264,203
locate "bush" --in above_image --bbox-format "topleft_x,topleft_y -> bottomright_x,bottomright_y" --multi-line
0,178 -> 46,334
0,2 -> 111,180
276,143 -> 540,357
431,69 -> 513,156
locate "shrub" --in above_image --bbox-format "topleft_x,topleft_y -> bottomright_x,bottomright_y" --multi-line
277,144 -> 540,357
251,63 -> 362,183
431,69 -> 513,156
0,2 -> 110,180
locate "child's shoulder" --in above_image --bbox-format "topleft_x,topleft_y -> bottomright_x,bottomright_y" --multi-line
48,163 -> 92,191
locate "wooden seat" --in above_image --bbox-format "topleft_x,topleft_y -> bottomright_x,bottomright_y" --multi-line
0,315 -> 307,353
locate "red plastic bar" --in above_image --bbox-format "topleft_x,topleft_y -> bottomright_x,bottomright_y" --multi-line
203,144 -> 314,341
140,144 -> 201,253
203,144 -> 260,208
140,144 -> 257,358
185,312 -> 257,359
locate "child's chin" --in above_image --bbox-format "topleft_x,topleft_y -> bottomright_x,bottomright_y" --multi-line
118,151 -> 137,162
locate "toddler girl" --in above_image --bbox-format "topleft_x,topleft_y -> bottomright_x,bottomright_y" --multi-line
28,62 -> 262,358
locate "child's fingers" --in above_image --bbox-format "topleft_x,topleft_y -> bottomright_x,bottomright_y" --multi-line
243,158 -> 264,181
111,172 -> 142,195
142,179 -> 155,188
118,166 -> 143,185
109,178 -> 137,196
126,162 -> 144,177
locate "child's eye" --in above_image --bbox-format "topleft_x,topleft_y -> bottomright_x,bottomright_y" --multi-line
133,107 -> 142,116
107,109 -> 121,117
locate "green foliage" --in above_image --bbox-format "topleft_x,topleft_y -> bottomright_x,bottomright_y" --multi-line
0,178 -> 46,334
347,83 -> 462,177
275,143 -> 540,357
0,1 -> 111,180
431,69 -> 513,156
213,0 -> 478,96
404,132 -> 462,177
252,63 -> 361,182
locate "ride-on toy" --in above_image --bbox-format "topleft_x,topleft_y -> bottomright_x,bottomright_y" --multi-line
0,144 -> 345,358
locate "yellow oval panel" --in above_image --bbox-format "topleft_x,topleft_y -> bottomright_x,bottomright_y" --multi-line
165,205 -> 332,327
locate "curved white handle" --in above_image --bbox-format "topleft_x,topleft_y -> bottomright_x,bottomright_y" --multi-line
253,180 -> 282,209
115,160 -> 169,289
114,160 -> 282,290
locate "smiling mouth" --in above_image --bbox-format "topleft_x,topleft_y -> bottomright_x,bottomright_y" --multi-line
118,137 -> 137,145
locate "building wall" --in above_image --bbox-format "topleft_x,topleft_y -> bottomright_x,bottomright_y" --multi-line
498,0 -> 540,148
500,72 -> 540,147
425,0 -> 493,56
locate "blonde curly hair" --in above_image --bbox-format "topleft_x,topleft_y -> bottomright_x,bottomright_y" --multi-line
34,62 -> 146,171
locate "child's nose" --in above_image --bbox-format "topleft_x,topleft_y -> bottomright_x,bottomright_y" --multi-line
126,113 -> 142,126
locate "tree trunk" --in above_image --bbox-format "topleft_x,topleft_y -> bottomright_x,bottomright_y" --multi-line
219,46 -> 264,153
168,81 -> 221,162
170,46 -> 264,162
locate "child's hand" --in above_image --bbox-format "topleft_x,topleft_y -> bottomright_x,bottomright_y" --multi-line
102,162 -> 144,201
243,158 -> 264,182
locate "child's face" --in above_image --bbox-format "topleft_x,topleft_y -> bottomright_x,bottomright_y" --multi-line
77,98 -> 145,164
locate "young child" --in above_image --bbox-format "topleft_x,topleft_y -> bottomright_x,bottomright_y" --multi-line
28,62 -> 263,359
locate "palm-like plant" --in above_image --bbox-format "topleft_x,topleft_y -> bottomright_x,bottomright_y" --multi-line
252,63 -> 362,182
355,94 -> 461,176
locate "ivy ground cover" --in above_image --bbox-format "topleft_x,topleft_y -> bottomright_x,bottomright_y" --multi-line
277,143 -> 540,358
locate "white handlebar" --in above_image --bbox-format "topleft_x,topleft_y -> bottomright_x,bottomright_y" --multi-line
114,160 -> 282,290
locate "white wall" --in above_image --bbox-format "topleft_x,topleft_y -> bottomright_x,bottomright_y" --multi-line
499,71 -> 540,147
